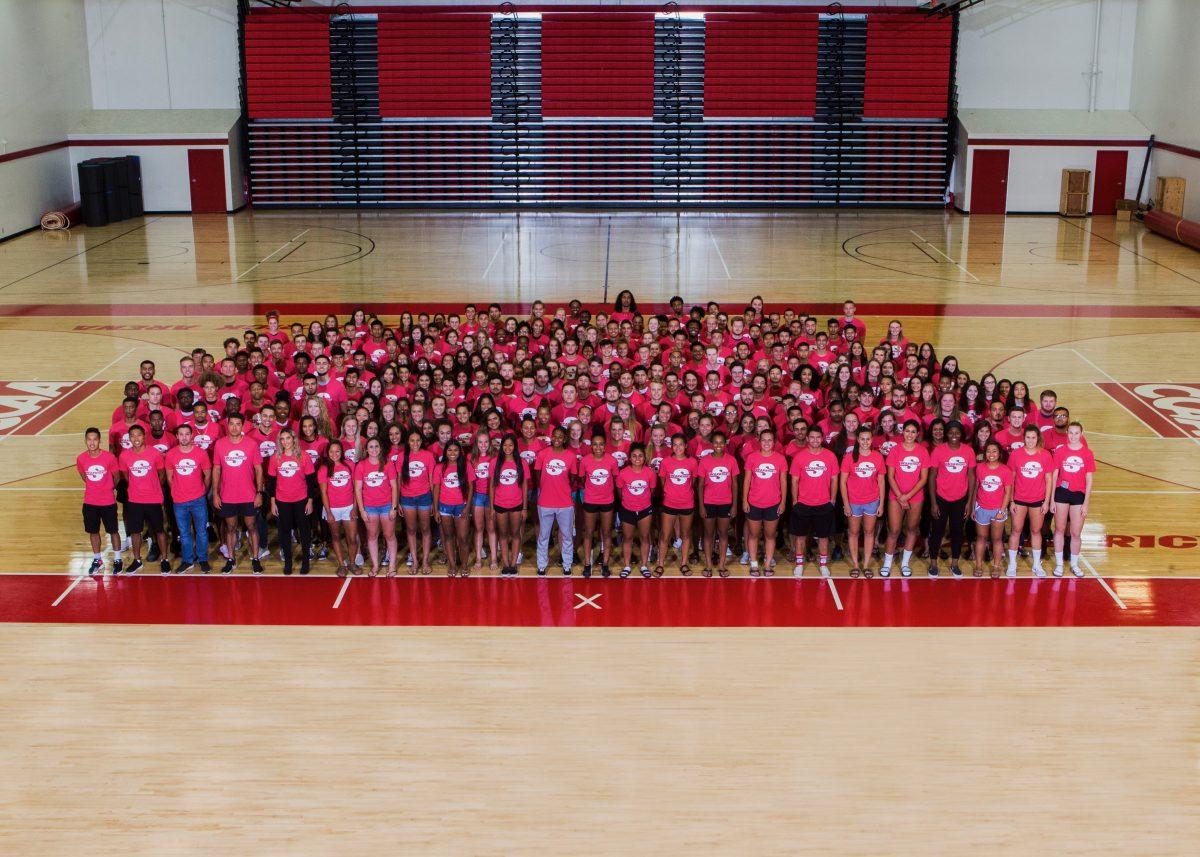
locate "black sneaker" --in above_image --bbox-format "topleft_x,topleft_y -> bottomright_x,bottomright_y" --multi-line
951,564 -> 963,579
221,559 -> 235,574
582,565 -> 592,579
537,567 -> 547,577
562,566 -> 571,577
199,561 -> 212,574
159,559 -> 171,575
146,545 -> 161,563
600,563 -> 611,579
126,559 -> 143,575
251,559 -> 264,575
112,558 -> 123,575
299,562 -> 310,576
282,564 -> 293,576
87,558 -> 102,576
174,561 -> 192,574
928,566 -> 939,578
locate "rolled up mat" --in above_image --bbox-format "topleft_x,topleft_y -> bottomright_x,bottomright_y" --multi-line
40,203 -> 83,231
1144,209 -> 1200,251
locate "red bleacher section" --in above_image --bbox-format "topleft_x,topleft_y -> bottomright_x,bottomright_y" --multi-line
703,12 -> 820,118
863,12 -> 953,119
541,13 -> 655,117
377,12 -> 492,118
244,10 -> 331,120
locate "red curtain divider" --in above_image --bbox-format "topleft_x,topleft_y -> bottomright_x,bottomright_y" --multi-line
703,13 -> 820,118
245,11 -> 332,120
862,13 -> 952,119
541,13 -> 655,118
377,13 -> 493,118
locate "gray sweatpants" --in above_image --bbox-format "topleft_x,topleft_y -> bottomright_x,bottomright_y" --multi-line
536,505 -> 575,571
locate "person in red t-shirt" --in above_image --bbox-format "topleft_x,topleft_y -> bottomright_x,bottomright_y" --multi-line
118,424 -> 169,574
1051,421 -> 1095,577
267,428 -> 317,575
432,439 -> 472,577
534,427 -> 578,575
165,423 -> 212,573
788,427 -> 839,578
491,434 -> 529,575
657,434 -> 698,577
318,440 -> 359,577
616,444 -> 658,577
211,414 -> 265,575
1007,425 -> 1054,578
742,429 -> 788,575
883,420 -> 930,578
697,430 -> 740,578
467,431 -> 498,575
77,427 -> 122,575
972,440 -> 1014,579
355,436 -> 399,577
840,426 -> 885,578
578,429 -> 618,578
927,421 -> 975,578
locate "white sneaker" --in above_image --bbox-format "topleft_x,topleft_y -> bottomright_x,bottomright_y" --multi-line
516,551 -> 523,565
1071,565 -> 1084,578
406,553 -> 414,567
739,551 -> 750,565
256,548 -> 269,560
1005,564 -> 1017,579
792,563 -> 804,578
725,546 -> 733,558
354,552 -> 364,567
819,564 -> 830,578
1053,567 -> 1064,578
1031,562 -> 1047,578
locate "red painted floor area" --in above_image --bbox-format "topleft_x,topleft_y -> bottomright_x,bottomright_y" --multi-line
1,575 -> 1197,627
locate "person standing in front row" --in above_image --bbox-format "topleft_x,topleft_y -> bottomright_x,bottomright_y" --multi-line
165,423 -> 211,573
534,427 -> 578,576
788,427 -> 839,578
77,427 -> 123,576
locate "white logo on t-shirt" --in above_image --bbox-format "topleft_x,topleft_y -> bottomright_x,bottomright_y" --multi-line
854,462 -> 877,479
980,474 -> 1003,492
259,440 -> 276,457
224,449 -> 246,468
898,455 -> 921,474
944,456 -> 967,474
1062,455 -> 1084,473
498,468 -> 519,486
1020,461 -> 1043,479
442,471 -> 460,489
175,458 -> 197,477
475,461 -> 491,480
279,460 -> 299,478
364,470 -> 386,488
589,468 -> 610,486
86,464 -> 107,482
669,468 -> 691,486
755,463 -> 777,480
628,479 -> 649,496
330,471 -> 350,488
804,460 -> 827,478
408,460 -> 427,479
129,459 -> 152,478
709,465 -> 730,484
544,458 -> 566,477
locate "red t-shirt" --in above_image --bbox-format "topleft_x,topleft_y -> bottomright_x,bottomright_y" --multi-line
886,444 -> 931,495
188,419 -> 222,451
929,444 -> 975,502
534,447 -> 577,508
119,447 -> 165,504
697,453 -> 740,505
165,445 -> 210,503
1053,444 -> 1095,493
397,449 -> 436,498
470,455 -> 494,495
975,463 -> 1013,510
1009,446 -> 1054,504
77,451 -> 119,506
319,462 -> 355,508
616,467 -> 657,512
744,450 -> 787,508
213,436 -> 262,504
580,453 -> 619,505
299,435 -> 329,467
789,447 -> 838,507
493,459 -> 528,508
839,450 -> 884,505
355,459 -> 396,507
433,461 -> 467,505
660,457 -> 698,510
268,453 -> 314,503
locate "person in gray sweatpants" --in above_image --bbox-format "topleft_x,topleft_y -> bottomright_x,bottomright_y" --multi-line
534,428 -> 577,576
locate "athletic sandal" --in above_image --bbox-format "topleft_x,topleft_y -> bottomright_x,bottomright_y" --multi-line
336,563 -> 347,578
641,566 -> 652,579
421,564 -> 433,576
368,567 -> 379,578
900,566 -> 912,578
749,565 -> 760,578
446,566 -> 456,577
620,567 -> 631,579
863,566 -> 874,579
461,565 -> 471,577
702,567 -> 712,578
849,566 -> 860,578
718,567 -> 730,578
680,565 -> 692,577
973,564 -> 983,578
990,564 -> 1001,579
652,565 -> 664,578
386,567 -> 397,578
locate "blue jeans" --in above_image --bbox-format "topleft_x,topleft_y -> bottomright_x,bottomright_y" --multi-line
175,496 -> 209,564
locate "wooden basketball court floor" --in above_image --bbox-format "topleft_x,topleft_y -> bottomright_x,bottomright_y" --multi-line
0,210 -> 1198,853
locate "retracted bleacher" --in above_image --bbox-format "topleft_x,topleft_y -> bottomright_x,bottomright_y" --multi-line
244,4 -> 955,207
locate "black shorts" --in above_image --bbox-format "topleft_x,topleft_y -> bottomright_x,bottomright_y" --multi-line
746,504 -> 780,522
582,501 -> 615,514
661,505 -> 694,516
790,502 -> 835,538
1013,498 -> 1043,508
82,503 -> 119,535
703,502 -> 733,519
125,501 -> 164,534
618,506 -> 653,526
1054,486 -> 1086,506
494,503 -> 524,514
220,501 -> 257,519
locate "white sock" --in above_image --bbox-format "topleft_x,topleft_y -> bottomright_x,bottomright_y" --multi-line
1055,551 -> 1064,568
1007,549 -> 1017,568
901,550 -> 912,567
93,552 -> 102,561
882,553 -> 894,569
1033,549 -> 1043,564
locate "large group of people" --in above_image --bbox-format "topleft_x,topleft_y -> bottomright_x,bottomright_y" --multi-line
76,293 -> 1096,581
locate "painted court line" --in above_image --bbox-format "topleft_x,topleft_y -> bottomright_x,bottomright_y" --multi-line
479,232 -> 507,280
909,230 -> 980,282
51,575 -> 85,607
85,347 -> 135,382
332,576 -> 352,609
709,232 -> 733,280
826,577 -> 843,611
1081,556 -> 1126,609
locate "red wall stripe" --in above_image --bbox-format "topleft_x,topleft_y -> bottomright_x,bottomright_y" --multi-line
1155,141 -> 1200,160
245,10 -> 332,120
703,12 -> 819,118
377,12 -> 492,118
863,13 -> 952,120
541,13 -> 655,118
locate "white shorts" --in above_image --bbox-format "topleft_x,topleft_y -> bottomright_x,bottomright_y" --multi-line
326,504 -> 354,523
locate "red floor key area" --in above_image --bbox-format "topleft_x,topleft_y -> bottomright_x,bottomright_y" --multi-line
1,575 -> 1197,628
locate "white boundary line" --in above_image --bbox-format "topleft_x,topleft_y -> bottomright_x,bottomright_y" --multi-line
85,347 -> 135,382
1081,556 -> 1126,609
332,576 -> 352,609
234,229 -> 309,281
51,575 -> 85,607
909,229 -> 980,281
479,231 -> 507,280
709,232 -> 733,280
7,571 -> 1200,582
826,577 -> 843,610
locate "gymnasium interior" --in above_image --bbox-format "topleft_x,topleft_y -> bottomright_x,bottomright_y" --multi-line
0,0 -> 1198,853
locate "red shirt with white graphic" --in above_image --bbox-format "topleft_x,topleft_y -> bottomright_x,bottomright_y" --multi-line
268,453 -> 314,503
839,450 -> 885,505
165,445 -> 210,503
616,466 -> 657,513
77,451 -> 119,506
789,447 -> 838,507
929,444 -> 975,502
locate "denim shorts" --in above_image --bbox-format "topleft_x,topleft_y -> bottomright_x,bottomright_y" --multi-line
400,491 -> 433,511
973,504 -> 1008,526
364,503 -> 392,517
439,502 -> 466,518
850,499 -> 881,518
472,492 -> 490,508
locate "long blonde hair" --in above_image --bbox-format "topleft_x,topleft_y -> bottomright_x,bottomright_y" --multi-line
302,395 -> 335,439
275,428 -> 298,464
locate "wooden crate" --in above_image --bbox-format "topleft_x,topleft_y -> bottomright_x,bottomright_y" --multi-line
1115,199 -> 1140,222
1154,176 -> 1186,217
1060,169 -> 1091,216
